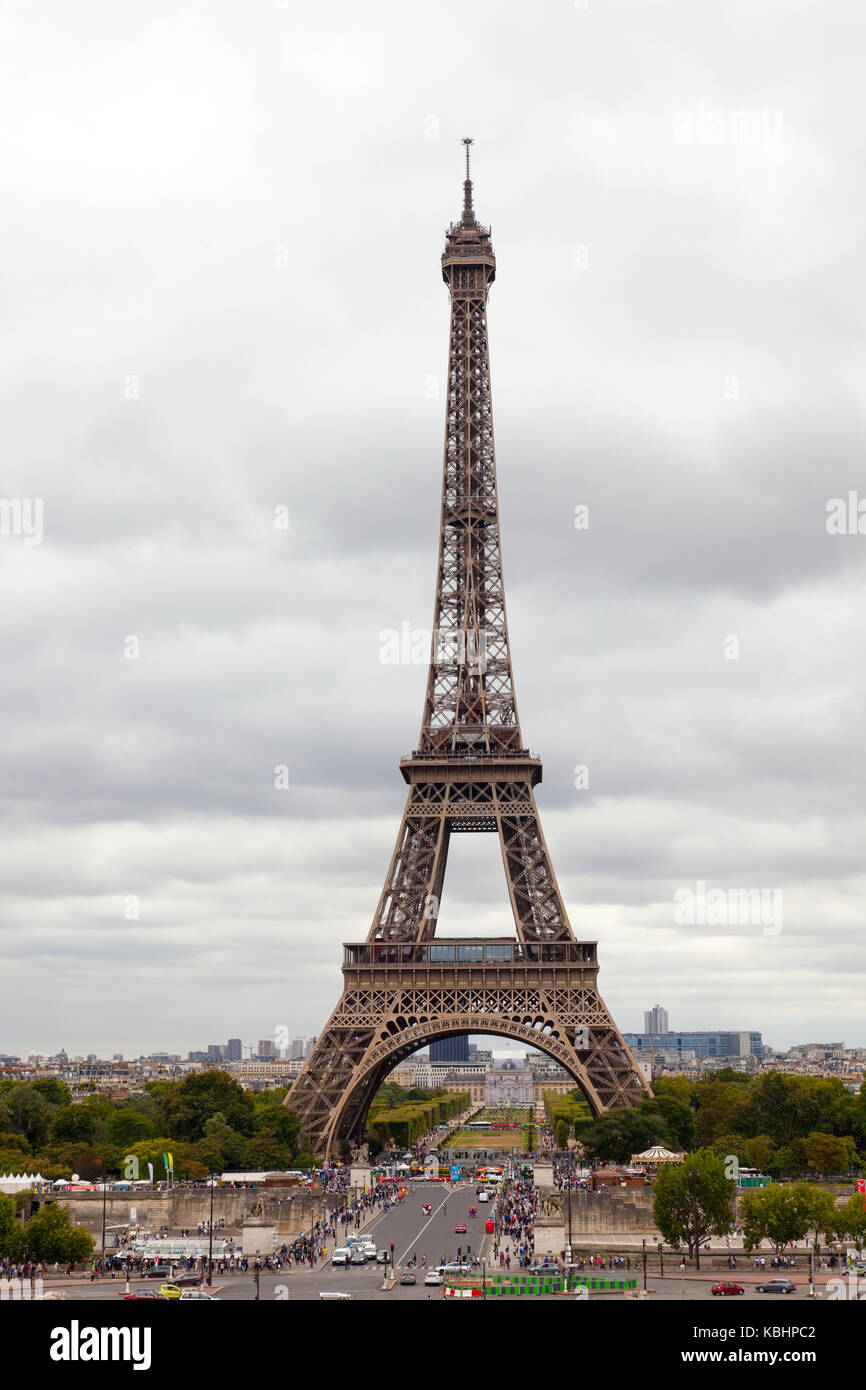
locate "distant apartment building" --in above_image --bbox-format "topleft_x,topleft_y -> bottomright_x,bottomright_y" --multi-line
624,1030 -> 762,1061
257,1040 -> 276,1058
644,1005 -> 669,1035
430,1036 -> 469,1064
226,1038 -> 243,1061
227,1060 -> 300,1089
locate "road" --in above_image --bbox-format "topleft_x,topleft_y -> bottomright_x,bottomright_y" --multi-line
328,1180 -> 494,1273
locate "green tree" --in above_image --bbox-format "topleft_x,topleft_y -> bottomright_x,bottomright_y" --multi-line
652,1092 -> 696,1150
652,1149 -> 735,1268
69,1147 -> 106,1182
253,1104 -> 299,1148
743,1135 -> 776,1171
0,1084 -> 53,1148
802,1132 -> 852,1175
158,1072 -> 254,1141
31,1079 -> 71,1107
694,1080 -> 752,1146
0,1131 -> 31,1157
740,1183 -> 808,1257
790,1181 -> 837,1261
122,1137 -> 189,1182
576,1105 -> 668,1164
104,1108 -> 155,1147
19,1203 -> 94,1263
49,1106 -> 96,1146
0,1193 -> 19,1257
839,1194 -> 866,1256
239,1135 -> 292,1169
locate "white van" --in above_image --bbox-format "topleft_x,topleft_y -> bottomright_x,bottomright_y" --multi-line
331,1248 -> 351,1266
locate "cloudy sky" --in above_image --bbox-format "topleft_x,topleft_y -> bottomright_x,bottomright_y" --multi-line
1,0 -> 864,1059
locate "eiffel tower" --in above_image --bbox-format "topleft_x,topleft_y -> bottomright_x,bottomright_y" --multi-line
287,140 -> 650,1157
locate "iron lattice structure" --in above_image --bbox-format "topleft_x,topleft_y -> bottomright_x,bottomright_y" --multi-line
287,143 -> 649,1157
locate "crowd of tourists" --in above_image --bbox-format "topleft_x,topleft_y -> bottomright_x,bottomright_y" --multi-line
492,1175 -> 537,1269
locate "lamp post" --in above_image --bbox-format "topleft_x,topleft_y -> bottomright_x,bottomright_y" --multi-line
207,1174 -> 215,1287
100,1166 -> 108,1275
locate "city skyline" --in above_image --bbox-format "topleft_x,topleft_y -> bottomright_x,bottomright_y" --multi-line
2,2 -> 866,1056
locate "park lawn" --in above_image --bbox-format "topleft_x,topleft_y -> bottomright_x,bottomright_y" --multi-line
442,1128 -> 528,1152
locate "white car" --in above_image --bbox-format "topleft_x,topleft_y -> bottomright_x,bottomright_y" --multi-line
424,1270 -> 443,1286
331,1248 -> 351,1266
179,1290 -> 219,1300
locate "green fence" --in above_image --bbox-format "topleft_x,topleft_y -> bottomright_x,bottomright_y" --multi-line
486,1272 -> 638,1297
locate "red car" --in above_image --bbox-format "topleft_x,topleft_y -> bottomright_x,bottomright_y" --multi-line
711,1281 -> 745,1296
454,1223 -> 467,1234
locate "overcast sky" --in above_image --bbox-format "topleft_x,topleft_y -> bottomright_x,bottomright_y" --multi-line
1,1 -> 864,1059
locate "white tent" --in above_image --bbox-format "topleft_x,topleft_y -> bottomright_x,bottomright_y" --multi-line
0,1172 -> 46,1194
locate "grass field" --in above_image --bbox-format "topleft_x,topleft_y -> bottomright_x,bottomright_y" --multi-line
442,1129 -> 528,1151
441,1107 -> 534,1152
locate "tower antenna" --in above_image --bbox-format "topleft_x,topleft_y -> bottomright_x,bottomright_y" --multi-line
461,136 -> 475,223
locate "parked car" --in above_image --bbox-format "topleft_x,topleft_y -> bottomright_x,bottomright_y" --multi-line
711,1282 -> 745,1296
756,1278 -> 796,1294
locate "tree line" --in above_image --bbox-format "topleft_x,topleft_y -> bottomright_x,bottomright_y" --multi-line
550,1070 -> 865,1176
0,1071 -> 316,1183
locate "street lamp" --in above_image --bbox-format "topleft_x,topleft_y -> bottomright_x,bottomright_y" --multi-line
100,1166 -> 109,1274
207,1174 -> 216,1287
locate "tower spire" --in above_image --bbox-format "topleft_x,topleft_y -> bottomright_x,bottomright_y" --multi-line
461,135 -> 475,225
